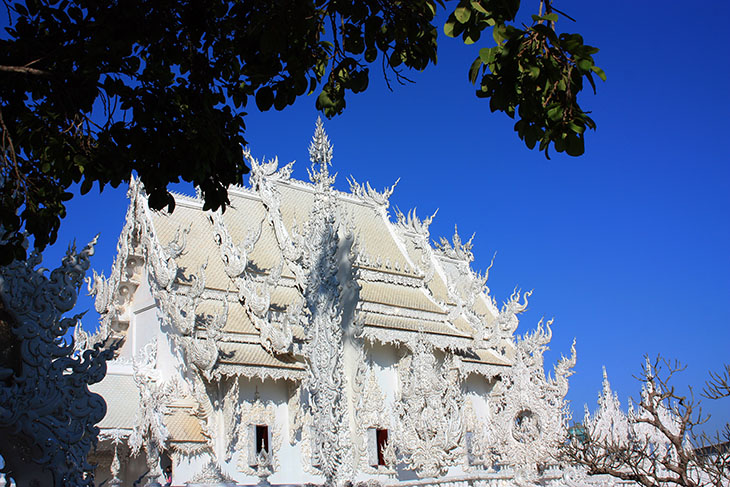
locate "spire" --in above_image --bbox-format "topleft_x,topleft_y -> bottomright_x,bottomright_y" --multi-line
308,116 -> 336,189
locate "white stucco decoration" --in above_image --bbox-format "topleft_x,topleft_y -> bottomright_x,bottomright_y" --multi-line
0,238 -> 115,487
393,337 -> 464,478
72,117 -> 594,487
489,318 -> 576,477
236,394 -> 282,477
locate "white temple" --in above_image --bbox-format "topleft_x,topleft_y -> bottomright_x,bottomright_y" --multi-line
80,119 -> 579,487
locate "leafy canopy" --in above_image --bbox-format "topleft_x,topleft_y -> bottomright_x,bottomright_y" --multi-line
0,0 -> 604,264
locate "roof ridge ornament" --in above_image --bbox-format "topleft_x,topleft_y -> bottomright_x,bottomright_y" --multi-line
308,116 -> 336,189
435,225 -> 475,262
348,176 -> 399,208
394,207 -> 438,238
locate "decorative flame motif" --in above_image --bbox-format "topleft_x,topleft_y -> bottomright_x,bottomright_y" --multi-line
0,238 -> 115,486
435,225 -> 476,262
348,176 -> 399,208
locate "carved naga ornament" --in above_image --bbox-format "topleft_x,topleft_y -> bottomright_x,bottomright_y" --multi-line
0,239 -> 115,486
209,211 -> 294,354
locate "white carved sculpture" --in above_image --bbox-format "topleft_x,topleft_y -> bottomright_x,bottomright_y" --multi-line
298,121 -> 354,486
129,339 -> 179,487
0,239 -> 115,486
352,348 -> 396,474
236,393 -> 281,479
489,318 -> 576,478
393,338 -> 465,478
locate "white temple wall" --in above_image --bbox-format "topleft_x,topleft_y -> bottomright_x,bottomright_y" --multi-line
112,268 -> 158,360
172,450 -> 212,484
368,341 -> 401,404
235,377 -> 323,485
464,374 -> 495,422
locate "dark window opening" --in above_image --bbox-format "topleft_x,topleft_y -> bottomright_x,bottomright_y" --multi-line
376,428 -> 388,466
256,424 -> 269,454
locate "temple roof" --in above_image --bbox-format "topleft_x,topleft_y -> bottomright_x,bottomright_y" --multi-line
89,373 -> 139,431
92,119 -> 526,386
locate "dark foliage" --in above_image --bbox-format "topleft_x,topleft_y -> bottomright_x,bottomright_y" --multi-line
0,0 -> 603,263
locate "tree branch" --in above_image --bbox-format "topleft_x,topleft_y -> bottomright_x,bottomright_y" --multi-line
0,65 -> 51,76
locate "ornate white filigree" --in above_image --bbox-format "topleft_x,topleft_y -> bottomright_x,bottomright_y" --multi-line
352,348 -> 396,474
299,192 -> 354,485
392,207 -> 438,282
223,378 -> 242,462
462,398 -> 498,470
434,225 -> 475,263
360,324 -> 472,352
579,362 -> 686,486
210,364 -> 306,382
129,339 -> 179,486
583,367 -> 630,447
308,116 -> 336,189
209,211 -> 294,353
84,181 -> 148,347
286,382 -> 303,445
0,239 -> 115,487
246,152 -> 306,284
494,289 -> 531,337
348,176 -> 399,209
236,394 -> 282,476
393,338 -> 464,478
489,319 -> 576,476
357,267 -> 422,287
629,359 -> 682,455
187,458 -> 236,486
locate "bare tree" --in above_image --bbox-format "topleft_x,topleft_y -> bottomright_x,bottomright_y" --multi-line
562,357 -> 730,487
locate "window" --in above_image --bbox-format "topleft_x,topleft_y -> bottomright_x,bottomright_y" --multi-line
367,428 -> 390,467
248,423 -> 271,466
376,428 -> 388,466
256,425 -> 269,455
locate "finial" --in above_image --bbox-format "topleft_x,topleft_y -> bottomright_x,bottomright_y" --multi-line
308,116 -> 336,188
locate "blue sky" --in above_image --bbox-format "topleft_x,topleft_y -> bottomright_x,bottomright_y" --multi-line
34,1 -> 730,431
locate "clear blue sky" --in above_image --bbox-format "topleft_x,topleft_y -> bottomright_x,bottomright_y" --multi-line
34,1 -> 730,431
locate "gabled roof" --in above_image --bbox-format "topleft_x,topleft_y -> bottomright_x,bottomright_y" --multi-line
91,119 -> 526,382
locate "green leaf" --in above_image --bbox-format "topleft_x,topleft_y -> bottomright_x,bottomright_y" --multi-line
532,13 -> 558,23
591,65 -> 607,81
454,6 -> 471,23
547,105 -> 562,121
73,154 -> 88,165
316,91 -> 335,110
80,178 -> 93,195
468,57 -> 482,84
577,58 -> 592,71
444,20 -> 456,37
255,87 -> 274,111
470,0 -> 488,15
492,23 -> 507,44
479,47 -> 496,64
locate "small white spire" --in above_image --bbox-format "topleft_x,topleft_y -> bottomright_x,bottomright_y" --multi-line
308,116 -> 336,189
